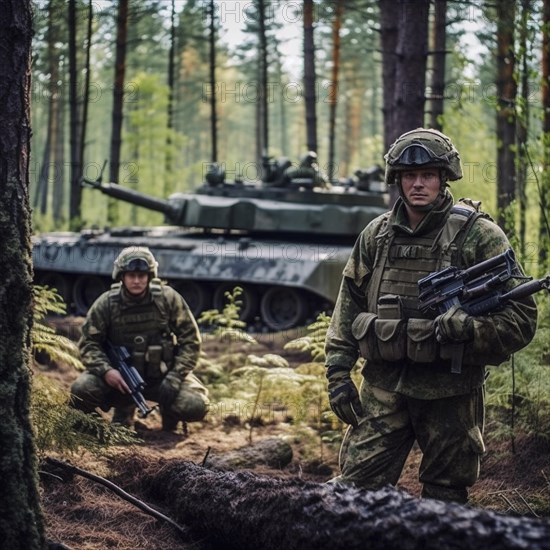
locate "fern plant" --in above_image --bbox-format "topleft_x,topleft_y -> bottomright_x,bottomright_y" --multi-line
32,285 -> 83,370
30,285 -> 137,455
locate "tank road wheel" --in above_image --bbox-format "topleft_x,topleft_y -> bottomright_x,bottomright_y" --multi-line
34,272 -> 72,305
173,281 -> 211,318
73,275 -> 109,315
260,287 -> 308,331
213,284 -> 259,322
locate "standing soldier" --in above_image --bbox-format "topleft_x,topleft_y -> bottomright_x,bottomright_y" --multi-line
71,246 -> 209,436
325,128 -> 538,503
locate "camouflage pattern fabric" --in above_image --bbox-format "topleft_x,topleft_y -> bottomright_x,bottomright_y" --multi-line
331,382 -> 485,504
325,191 -> 538,500
326,192 -> 537,399
71,371 -> 209,422
72,282 -> 209,422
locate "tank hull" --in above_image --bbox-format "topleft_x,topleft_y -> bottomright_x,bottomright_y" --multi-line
32,226 -> 354,331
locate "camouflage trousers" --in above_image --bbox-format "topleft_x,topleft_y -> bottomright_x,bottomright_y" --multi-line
332,381 -> 485,504
71,371 -> 210,424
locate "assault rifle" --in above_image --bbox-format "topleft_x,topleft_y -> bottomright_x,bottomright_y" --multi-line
418,249 -> 550,373
105,342 -> 155,418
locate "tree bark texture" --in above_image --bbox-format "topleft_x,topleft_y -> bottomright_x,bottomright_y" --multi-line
496,0 -> 517,227
136,460 -> 550,550
203,437 -> 293,471
327,0 -> 343,182
378,0 -> 399,152
303,0 -> 317,153
540,0 -> 550,271
0,1 -> 46,548
379,0 -> 429,205
429,0 -> 447,130
108,0 -> 129,224
392,0 -> 429,136
68,0 -> 82,224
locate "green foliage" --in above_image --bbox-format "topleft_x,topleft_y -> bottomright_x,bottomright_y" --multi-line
31,375 -> 138,457
32,285 -> 83,371
30,285 -> 138,456
198,286 -> 257,346
284,312 -> 331,362
485,301 -> 550,442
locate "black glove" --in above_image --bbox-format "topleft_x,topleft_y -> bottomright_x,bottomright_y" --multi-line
326,366 -> 363,428
158,371 -> 182,409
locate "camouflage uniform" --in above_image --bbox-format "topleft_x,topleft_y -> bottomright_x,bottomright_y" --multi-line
71,249 -> 209,429
325,130 -> 538,503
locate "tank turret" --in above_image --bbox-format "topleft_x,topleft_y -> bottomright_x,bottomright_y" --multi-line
32,156 -> 389,331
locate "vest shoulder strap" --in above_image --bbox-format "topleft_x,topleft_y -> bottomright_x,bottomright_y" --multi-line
435,198 -> 490,267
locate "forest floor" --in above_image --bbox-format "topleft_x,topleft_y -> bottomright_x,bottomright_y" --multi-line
38,319 -> 550,550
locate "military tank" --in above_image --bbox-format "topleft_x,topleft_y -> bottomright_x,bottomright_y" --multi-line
32,156 -> 389,331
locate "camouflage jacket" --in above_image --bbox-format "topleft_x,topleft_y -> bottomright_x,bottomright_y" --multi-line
325,192 -> 538,399
79,282 -> 201,382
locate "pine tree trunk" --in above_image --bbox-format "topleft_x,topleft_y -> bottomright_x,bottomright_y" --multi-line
540,0 -> 550,272
108,0 -> 129,224
429,0 -> 447,130
303,0 -> 317,153
328,0 -> 343,182
0,1 -> 46,547
68,0 -> 83,226
496,0 -> 517,228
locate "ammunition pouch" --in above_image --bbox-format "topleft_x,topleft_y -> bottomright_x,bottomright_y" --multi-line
145,345 -> 170,379
407,319 -> 438,363
161,339 -> 175,365
352,294 -> 439,364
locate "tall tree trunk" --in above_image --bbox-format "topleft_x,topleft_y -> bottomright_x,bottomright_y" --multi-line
516,0 -> 530,257
393,0 -> 429,134
274,38 -> 288,156
0,1 -> 46,547
35,121 -> 51,213
378,0 -> 399,153
165,0 -> 176,192
328,0 -> 344,182
541,0 -> 550,271
380,0 -> 429,204
208,0 -> 218,163
79,0 -> 93,186
108,0 -> 129,224
68,0 -> 82,226
35,0 -> 61,215
495,0 -> 517,228
303,0 -> 317,153
258,0 -> 269,159
52,80 -> 65,224
429,0 -> 447,130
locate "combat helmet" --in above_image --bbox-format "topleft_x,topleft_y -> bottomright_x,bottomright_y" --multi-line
112,246 -> 158,280
384,128 -> 462,187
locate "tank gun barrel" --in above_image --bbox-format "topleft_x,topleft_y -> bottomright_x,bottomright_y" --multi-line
81,176 -> 178,220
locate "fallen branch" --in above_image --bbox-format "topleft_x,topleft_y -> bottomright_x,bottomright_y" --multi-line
136,459 -> 550,550
43,457 -> 189,540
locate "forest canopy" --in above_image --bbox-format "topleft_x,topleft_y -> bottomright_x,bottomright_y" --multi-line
30,0 -> 550,273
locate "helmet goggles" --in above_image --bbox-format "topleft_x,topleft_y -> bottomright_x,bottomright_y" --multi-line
389,142 -> 450,168
124,258 -> 150,273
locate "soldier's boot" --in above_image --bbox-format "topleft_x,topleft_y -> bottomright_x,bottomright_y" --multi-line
112,405 -> 136,429
162,411 -> 187,437
422,483 -> 468,505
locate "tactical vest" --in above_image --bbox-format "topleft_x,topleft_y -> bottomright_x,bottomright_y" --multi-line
352,200 -> 486,365
107,278 -> 174,378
